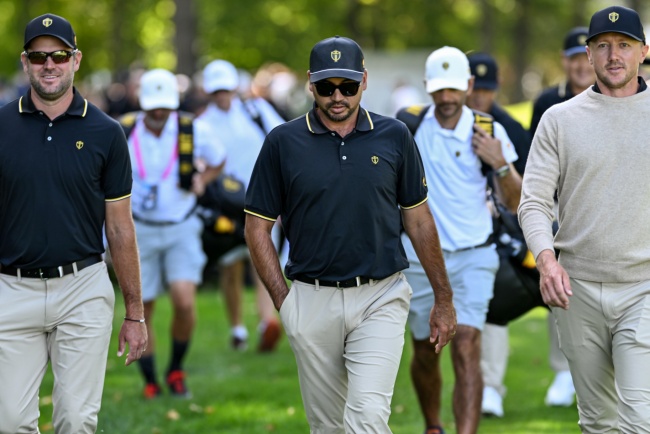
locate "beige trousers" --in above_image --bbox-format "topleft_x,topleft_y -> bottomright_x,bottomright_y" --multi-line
0,262 -> 114,434
552,278 -> 650,433
281,272 -> 411,434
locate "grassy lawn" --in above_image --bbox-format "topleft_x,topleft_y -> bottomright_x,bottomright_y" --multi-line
36,285 -> 579,433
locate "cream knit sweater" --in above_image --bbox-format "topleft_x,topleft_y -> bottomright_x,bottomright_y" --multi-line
519,87 -> 650,282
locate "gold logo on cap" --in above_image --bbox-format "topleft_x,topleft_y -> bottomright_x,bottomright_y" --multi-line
442,62 -> 450,70
371,156 -> 379,165
42,18 -> 53,27
331,50 -> 341,62
609,12 -> 619,22
578,35 -> 587,45
476,64 -> 487,77
76,141 -> 84,150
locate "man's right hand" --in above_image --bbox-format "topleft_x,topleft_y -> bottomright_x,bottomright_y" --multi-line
537,249 -> 572,309
428,299 -> 457,353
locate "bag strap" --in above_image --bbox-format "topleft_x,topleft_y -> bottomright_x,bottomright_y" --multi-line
118,111 -> 196,191
241,98 -> 268,134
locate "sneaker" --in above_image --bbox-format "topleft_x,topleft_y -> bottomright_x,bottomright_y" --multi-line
143,383 -> 162,400
258,319 -> 282,352
231,325 -> 249,351
166,370 -> 192,398
425,426 -> 445,434
481,386 -> 504,417
545,370 -> 575,407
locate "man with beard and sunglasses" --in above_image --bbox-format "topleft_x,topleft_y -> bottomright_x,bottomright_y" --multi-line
244,36 -> 456,433
520,6 -> 650,432
0,13 -> 146,433
400,46 -> 521,434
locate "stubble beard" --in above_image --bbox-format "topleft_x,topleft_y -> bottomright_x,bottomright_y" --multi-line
319,100 -> 358,123
29,68 -> 74,102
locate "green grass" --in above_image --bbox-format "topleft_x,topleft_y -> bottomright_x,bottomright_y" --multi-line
36,286 -> 579,433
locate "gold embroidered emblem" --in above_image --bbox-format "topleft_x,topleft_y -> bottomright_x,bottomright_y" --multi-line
331,50 -> 341,62
42,18 -> 53,27
578,35 -> 587,45
76,141 -> 84,150
422,176 -> 427,187
371,156 -> 379,165
442,62 -> 450,70
476,64 -> 487,77
609,12 -> 619,22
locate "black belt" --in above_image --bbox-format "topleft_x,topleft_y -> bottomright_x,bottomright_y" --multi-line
452,234 -> 494,253
294,275 -> 370,288
0,255 -> 103,280
133,206 -> 197,227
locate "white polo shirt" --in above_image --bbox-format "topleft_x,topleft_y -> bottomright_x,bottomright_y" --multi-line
129,111 -> 226,222
403,105 -> 518,257
198,97 -> 285,188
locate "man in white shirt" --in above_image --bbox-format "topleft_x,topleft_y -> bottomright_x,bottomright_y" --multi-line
199,59 -> 285,352
401,46 -> 522,434
120,69 -> 225,399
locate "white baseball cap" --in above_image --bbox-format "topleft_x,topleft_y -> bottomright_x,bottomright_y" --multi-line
203,60 -> 239,93
424,46 -> 471,94
139,69 -> 179,110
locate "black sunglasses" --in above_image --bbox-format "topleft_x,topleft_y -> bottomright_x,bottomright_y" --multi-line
314,80 -> 361,97
24,50 -> 77,65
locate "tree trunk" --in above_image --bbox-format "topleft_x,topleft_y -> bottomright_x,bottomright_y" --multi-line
479,0 -> 495,53
511,1 -> 531,102
174,0 -> 197,75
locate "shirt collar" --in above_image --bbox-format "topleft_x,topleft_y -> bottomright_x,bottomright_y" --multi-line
592,76 -> 648,94
305,103 -> 374,134
424,104 -> 474,141
18,87 -> 88,118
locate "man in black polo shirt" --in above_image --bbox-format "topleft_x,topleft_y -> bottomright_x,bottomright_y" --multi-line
245,36 -> 456,432
0,14 -> 146,433
529,27 -> 596,136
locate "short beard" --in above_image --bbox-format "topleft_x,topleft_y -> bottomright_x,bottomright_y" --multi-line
317,100 -> 357,123
29,70 -> 74,102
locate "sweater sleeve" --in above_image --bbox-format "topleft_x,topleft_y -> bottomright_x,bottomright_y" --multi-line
518,109 -> 560,260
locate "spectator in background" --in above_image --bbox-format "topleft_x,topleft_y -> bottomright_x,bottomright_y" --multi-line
199,59 -> 285,352
119,69 -> 225,399
530,27 -> 596,136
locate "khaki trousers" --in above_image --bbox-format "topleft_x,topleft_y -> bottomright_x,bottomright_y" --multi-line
552,278 -> 650,433
0,262 -> 114,434
281,272 -> 411,434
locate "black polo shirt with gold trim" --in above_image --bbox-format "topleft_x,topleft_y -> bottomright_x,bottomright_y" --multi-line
245,105 -> 428,281
0,88 -> 132,268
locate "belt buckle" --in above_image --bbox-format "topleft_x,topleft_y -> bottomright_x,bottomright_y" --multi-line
38,268 -> 47,280
336,280 -> 341,289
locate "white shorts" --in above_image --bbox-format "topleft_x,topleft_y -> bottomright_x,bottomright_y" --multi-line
404,245 -> 499,340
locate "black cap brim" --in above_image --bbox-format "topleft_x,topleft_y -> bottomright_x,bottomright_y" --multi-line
24,33 -> 75,50
310,69 -> 363,83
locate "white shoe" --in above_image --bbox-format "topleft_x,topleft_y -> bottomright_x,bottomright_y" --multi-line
482,386 -> 504,417
545,370 -> 575,407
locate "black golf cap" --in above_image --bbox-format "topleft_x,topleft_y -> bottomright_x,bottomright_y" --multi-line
24,13 -> 77,50
564,27 -> 589,57
586,6 -> 645,44
309,36 -> 364,83
468,52 -> 498,90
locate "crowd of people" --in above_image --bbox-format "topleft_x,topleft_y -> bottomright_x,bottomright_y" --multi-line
1,5 -> 650,434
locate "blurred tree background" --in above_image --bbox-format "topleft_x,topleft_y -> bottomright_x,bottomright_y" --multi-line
5,0 -> 649,103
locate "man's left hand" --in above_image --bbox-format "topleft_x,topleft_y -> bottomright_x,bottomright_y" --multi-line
117,321 -> 148,366
472,124 -> 506,169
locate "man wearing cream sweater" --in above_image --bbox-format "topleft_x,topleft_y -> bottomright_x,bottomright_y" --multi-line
519,5 -> 650,433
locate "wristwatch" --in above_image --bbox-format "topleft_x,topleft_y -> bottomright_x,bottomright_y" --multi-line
496,164 -> 510,178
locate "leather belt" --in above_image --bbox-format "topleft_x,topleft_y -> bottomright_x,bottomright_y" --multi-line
451,234 -> 494,253
0,254 -> 103,280
294,275 -> 370,289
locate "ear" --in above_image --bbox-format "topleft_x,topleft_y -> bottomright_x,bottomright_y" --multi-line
73,49 -> 82,72
20,52 -> 29,74
586,45 -> 593,65
361,69 -> 368,91
466,76 -> 475,96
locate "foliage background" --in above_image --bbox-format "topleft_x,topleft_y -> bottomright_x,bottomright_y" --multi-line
8,0 -> 650,102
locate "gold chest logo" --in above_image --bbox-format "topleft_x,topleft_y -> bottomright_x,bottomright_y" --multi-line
609,12 -> 619,22
331,50 -> 341,62
76,141 -> 84,150
371,156 -> 379,165
42,18 -> 53,27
